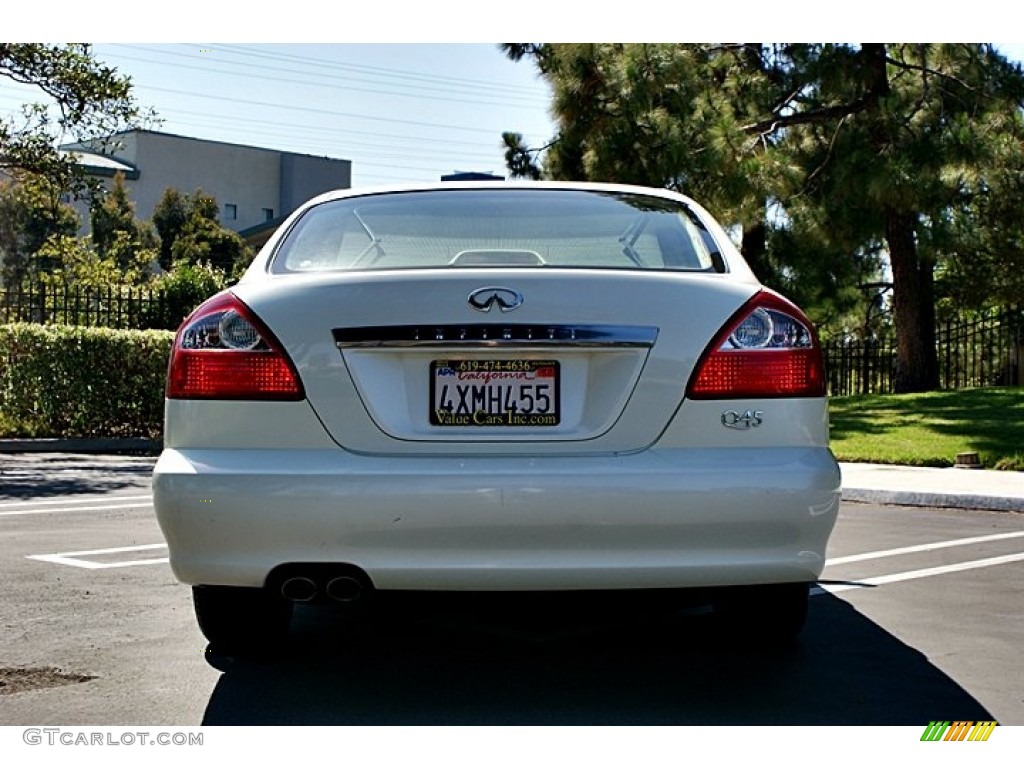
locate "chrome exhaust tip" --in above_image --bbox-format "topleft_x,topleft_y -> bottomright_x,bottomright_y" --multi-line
325,576 -> 364,603
280,576 -> 318,602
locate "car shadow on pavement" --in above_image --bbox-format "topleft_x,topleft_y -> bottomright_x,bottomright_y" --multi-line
0,454 -> 155,499
200,591 -> 994,725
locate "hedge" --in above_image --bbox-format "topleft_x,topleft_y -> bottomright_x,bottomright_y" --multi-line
0,323 -> 175,439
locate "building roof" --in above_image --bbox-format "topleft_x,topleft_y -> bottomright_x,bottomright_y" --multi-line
58,149 -> 139,179
85,129 -> 351,164
238,214 -> 288,249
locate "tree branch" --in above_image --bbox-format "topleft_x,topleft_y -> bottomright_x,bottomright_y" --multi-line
740,96 -> 872,136
884,53 -> 976,93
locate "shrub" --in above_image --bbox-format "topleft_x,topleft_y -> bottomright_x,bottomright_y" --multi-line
140,261 -> 227,330
0,323 -> 174,439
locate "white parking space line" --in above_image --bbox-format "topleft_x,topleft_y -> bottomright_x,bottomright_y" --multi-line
826,530 -> 1024,566
816,551 -> 1024,595
26,543 -> 168,570
0,500 -> 153,517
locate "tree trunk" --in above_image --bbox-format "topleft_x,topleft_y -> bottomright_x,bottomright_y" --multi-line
862,43 -> 940,392
886,206 -> 939,392
738,46 -> 772,285
741,219 -> 770,282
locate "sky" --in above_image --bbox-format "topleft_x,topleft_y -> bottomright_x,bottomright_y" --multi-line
0,43 -> 556,188
3,6 -> 1024,190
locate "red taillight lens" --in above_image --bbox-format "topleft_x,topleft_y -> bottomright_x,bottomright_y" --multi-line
687,290 -> 825,399
166,292 -> 304,400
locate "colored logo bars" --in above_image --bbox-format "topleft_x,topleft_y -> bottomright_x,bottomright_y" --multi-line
920,721 -> 998,742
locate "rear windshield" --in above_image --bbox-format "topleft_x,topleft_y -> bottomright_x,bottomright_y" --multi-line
270,188 -> 724,273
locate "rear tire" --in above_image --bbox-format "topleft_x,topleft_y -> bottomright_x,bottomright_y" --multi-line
192,585 -> 292,655
712,582 -> 810,644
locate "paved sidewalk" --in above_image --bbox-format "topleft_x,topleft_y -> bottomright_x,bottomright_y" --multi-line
840,462 -> 1024,513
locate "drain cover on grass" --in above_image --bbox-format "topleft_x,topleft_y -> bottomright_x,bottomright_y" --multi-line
0,666 -> 95,695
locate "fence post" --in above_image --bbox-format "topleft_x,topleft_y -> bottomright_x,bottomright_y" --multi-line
35,281 -> 46,324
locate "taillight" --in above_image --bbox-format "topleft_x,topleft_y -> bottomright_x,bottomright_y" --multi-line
686,290 -> 825,399
166,291 -> 304,400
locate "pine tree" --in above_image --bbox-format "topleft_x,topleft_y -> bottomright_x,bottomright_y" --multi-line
164,189 -> 252,277
152,188 -> 189,271
88,172 -> 157,280
503,43 -> 1024,392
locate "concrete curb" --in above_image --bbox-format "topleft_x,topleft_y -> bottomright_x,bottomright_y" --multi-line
0,438 -> 160,454
841,487 -> 1023,513
839,462 -> 1024,514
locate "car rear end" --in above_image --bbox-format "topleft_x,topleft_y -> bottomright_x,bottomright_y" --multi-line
152,183 -> 840,648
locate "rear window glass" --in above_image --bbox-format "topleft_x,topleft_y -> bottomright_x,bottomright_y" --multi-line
271,189 -> 724,273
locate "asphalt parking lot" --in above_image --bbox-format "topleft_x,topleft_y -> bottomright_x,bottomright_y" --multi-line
1,453 -> 1022,725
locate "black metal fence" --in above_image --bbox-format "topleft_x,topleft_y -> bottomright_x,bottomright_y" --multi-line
0,282 -> 186,331
825,308 -> 1024,396
3,282 -> 1022,395
824,337 -> 896,397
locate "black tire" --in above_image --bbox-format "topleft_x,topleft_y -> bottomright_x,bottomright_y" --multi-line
712,582 -> 810,643
192,585 -> 292,655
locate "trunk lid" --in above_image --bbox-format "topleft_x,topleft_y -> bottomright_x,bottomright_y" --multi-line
232,268 -> 757,455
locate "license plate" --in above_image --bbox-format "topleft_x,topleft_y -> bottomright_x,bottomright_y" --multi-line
430,360 -> 560,427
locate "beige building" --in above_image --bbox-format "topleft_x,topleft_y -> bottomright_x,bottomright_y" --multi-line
61,129 -> 352,237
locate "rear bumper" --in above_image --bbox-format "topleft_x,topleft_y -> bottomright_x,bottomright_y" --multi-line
152,446 -> 840,591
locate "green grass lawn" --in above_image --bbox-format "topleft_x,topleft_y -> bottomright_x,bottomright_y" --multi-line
829,387 -> 1024,471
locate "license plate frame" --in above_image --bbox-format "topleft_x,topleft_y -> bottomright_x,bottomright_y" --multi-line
430,359 -> 560,427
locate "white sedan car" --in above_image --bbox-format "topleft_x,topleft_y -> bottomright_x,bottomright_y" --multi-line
152,182 -> 840,652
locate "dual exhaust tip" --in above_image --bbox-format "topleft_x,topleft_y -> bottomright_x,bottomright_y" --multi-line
279,574 -> 366,603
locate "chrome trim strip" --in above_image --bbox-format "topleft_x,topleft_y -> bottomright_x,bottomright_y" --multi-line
333,324 -> 659,349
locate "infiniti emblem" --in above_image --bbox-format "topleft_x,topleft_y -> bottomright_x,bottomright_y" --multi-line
467,286 -> 524,313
